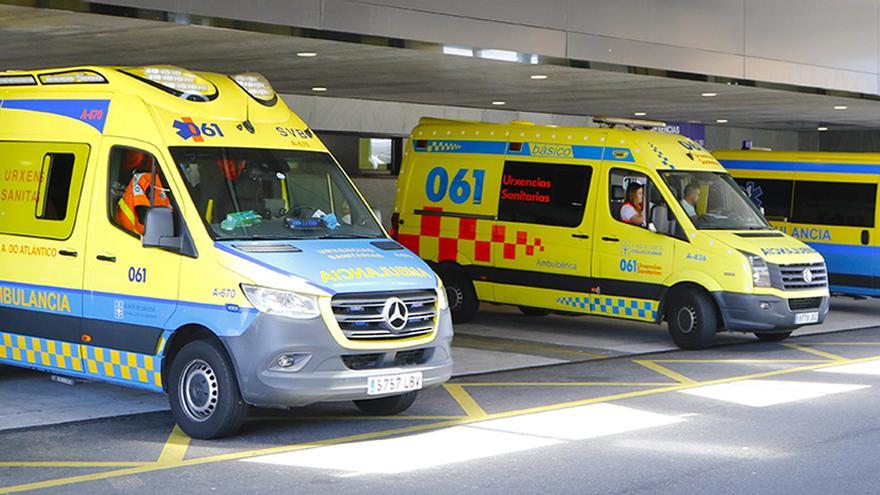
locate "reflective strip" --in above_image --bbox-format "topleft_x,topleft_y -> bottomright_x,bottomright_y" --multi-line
117,197 -> 136,225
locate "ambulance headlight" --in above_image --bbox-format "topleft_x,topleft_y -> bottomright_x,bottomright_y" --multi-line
437,281 -> 449,311
740,251 -> 771,288
241,284 -> 320,319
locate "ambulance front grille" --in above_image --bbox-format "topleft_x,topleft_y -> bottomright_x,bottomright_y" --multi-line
331,290 -> 437,341
774,262 -> 828,290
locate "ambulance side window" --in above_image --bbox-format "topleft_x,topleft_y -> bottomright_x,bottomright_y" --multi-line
610,169 -> 649,227
107,147 -> 176,238
0,143 -> 88,240
791,180 -> 876,228
497,161 -> 591,227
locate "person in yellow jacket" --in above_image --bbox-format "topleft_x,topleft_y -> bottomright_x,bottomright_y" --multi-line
114,150 -> 171,235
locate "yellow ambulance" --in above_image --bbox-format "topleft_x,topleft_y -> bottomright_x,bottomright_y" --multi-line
392,118 -> 829,349
0,66 -> 452,438
716,149 -> 880,299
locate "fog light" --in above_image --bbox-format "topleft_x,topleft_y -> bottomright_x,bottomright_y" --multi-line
269,353 -> 311,372
760,302 -> 771,310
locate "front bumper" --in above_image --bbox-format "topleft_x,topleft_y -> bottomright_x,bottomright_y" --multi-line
222,309 -> 454,408
713,292 -> 829,333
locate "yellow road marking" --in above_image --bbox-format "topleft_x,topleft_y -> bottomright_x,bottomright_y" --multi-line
0,462 -> 148,468
5,353 -> 880,494
444,384 -> 487,418
633,360 -> 697,384
248,415 -> 464,421
783,343 -> 846,361
456,382 -> 671,387
652,359 -> 822,364
156,426 -> 191,465
800,342 -> 880,346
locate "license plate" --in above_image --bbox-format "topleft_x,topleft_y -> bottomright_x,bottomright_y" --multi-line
795,312 -> 819,324
367,372 -> 423,396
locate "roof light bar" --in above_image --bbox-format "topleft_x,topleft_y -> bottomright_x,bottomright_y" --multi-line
121,66 -> 217,101
232,72 -> 277,105
39,70 -> 107,85
0,75 -> 37,86
594,116 -> 667,129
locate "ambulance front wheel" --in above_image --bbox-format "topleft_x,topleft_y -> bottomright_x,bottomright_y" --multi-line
667,289 -> 717,350
437,266 -> 479,323
354,391 -> 418,415
168,339 -> 248,439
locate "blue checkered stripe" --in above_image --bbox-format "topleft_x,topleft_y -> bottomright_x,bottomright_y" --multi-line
649,142 -> 674,169
426,141 -> 463,152
556,295 -> 658,321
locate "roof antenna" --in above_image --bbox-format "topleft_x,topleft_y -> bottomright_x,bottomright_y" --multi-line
237,94 -> 256,134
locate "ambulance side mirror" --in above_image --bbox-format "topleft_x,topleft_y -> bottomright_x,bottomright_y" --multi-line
142,207 -> 182,251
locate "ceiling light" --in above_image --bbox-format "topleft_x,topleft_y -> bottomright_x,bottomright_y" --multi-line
296,52 -> 317,57
833,105 -> 848,110
701,92 -> 717,97
817,126 -> 828,131
492,101 -> 506,106
442,46 -> 474,57
633,112 -> 647,116
478,49 -> 519,62
311,86 -> 327,92
715,119 -> 728,124
530,74 -> 548,80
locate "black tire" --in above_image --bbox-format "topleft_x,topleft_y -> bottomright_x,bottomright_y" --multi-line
168,339 -> 248,439
354,391 -> 418,415
666,289 -> 718,350
518,306 -> 550,317
437,266 -> 479,323
754,331 -> 793,342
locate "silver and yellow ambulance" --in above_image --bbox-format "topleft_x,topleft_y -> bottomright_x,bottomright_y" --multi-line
0,66 -> 452,438
393,118 -> 829,349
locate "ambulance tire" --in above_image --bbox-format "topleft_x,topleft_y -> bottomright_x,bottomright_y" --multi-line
168,339 -> 248,439
667,289 -> 717,350
754,331 -> 792,342
518,306 -> 550,317
354,391 -> 418,415
438,267 -> 479,323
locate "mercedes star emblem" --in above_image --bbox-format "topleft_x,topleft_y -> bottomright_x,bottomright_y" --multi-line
381,297 -> 409,332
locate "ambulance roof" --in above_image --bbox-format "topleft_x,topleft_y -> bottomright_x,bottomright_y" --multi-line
412,117 -> 725,173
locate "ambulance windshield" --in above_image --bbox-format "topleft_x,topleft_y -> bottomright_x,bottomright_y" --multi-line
171,147 -> 384,240
660,171 -> 771,230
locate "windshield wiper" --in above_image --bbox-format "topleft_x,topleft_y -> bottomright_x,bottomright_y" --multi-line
217,235 -> 300,241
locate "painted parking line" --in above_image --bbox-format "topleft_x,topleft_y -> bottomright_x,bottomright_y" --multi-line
679,379 -> 869,407
243,403 -> 682,474
815,360 -> 880,376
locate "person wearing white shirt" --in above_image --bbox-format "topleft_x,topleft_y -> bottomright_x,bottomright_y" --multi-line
680,183 -> 700,219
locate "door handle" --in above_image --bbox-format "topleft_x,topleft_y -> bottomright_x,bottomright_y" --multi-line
862,230 -> 870,246
59,249 -> 78,257
601,236 -> 620,242
571,233 -> 590,239
96,254 -> 117,263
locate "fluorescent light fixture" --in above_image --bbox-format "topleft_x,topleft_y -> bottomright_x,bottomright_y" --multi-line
296,52 -> 317,57
311,86 -> 327,92
442,45 -> 474,57
633,112 -> 647,116
530,74 -> 548,80
701,92 -> 717,97
833,105 -> 848,110
478,49 -> 519,62
491,101 -> 506,106
817,126 -> 828,131
715,119 -> 728,123
529,54 -> 540,64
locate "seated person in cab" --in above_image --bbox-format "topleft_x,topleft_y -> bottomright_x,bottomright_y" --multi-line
114,150 -> 171,235
620,182 -> 645,225
679,183 -> 700,220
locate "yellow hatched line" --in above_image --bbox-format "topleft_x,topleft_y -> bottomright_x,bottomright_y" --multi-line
156,426 -> 191,465
444,384 -> 487,418
633,360 -> 698,384
783,343 -> 846,361
5,353 -> 880,494
456,381 -> 671,387
0,462 -> 148,468
800,342 -> 880,346
249,415 -> 464,421
652,359 -> 822,364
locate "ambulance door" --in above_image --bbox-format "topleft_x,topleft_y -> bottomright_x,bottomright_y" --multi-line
591,166 -> 675,321
491,159 -> 596,311
0,143 -> 90,374
81,140 -> 183,380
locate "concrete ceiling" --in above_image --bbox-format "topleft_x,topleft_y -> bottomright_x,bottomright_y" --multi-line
2,4 -> 880,131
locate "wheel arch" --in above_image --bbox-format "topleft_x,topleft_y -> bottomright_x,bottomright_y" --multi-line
160,324 -> 241,394
658,282 -> 725,330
